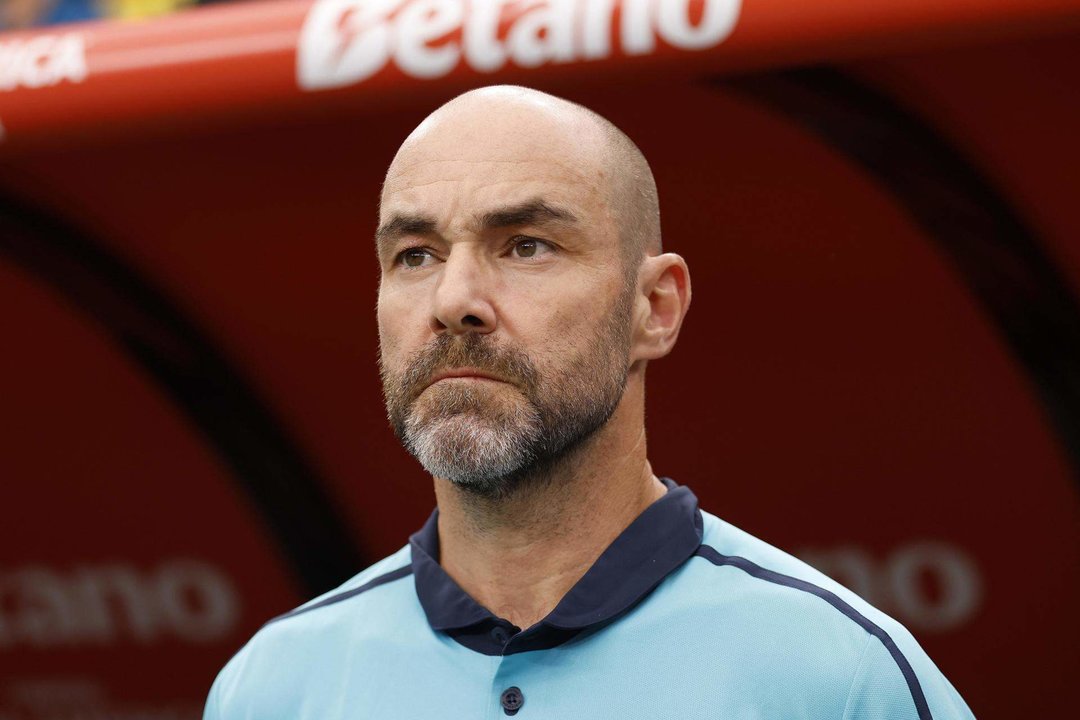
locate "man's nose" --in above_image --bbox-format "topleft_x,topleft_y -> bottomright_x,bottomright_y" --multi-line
430,249 -> 497,335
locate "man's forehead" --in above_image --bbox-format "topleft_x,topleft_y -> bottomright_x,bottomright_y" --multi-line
385,152 -> 600,201
380,152 -> 611,232
385,97 -> 608,195
402,91 -> 602,159
388,145 -> 600,181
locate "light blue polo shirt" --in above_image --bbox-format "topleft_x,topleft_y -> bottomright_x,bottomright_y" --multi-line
204,480 -> 975,719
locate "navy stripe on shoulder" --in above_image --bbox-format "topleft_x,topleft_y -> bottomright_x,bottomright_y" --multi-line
695,545 -> 931,720
265,564 -> 413,627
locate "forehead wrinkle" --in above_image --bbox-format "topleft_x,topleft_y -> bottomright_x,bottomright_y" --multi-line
472,199 -> 580,234
385,149 -> 604,191
382,174 -> 606,229
382,136 -> 617,241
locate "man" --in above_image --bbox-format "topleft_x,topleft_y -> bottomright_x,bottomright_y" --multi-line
205,86 -> 974,719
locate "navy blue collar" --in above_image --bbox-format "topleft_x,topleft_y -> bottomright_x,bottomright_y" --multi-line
409,478 -> 703,655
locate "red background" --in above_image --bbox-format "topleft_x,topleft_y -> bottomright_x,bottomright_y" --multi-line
1,28 -> 1078,719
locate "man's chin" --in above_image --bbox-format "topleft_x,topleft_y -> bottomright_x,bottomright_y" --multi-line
403,416 -> 532,486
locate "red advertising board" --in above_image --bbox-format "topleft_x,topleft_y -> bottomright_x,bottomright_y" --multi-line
1,1 -> 1078,718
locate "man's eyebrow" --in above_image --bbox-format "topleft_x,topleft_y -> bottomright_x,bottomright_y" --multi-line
375,214 -> 438,247
374,201 -> 577,252
477,200 -> 579,230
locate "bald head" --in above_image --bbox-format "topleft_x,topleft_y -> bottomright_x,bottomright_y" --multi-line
382,85 -> 661,268
376,86 -> 691,495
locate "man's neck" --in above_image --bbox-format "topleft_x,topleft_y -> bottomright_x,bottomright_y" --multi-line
433,393 -> 666,630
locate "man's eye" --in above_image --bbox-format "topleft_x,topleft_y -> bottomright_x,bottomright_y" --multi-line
510,237 -> 554,259
397,248 -> 434,268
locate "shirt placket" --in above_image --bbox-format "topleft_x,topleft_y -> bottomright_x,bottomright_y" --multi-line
490,652 -> 531,719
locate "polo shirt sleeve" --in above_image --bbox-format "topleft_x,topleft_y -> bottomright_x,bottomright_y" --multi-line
202,644 -> 247,720
842,630 -> 976,720
202,673 -> 222,720
203,661 -> 231,720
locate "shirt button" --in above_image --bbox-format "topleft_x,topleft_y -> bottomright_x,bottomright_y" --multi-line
490,626 -> 509,645
500,687 -> 524,716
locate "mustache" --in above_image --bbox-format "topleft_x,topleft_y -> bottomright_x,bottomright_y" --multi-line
390,334 -> 538,402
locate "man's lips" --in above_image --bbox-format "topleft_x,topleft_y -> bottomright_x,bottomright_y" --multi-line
425,368 -> 510,388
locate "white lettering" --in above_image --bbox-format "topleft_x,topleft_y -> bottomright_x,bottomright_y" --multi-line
20,36 -> 55,89
798,542 -> 983,632
54,33 -> 88,84
297,0 -> 743,90
463,0 -> 510,72
0,560 -> 240,649
0,34 -> 87,92
396,0 -> 464,78
156,561 -> 239,643
580,0 -> 617,59
61,566 -> 150,644
798,547 -> 878,604
620,0 -> 654,55
10,569 -> 78,646
888,542 -> 981,631
0,44 -> 10,89
104,565 -> 160,641
297,0 -> 405,90
656,0 -> 738,49
506,0 -> 576,69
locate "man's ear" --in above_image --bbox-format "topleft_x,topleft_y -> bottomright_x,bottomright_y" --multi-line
631,253 -> 691,362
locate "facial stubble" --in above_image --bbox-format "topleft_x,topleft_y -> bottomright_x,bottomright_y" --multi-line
380,286 -> 635,501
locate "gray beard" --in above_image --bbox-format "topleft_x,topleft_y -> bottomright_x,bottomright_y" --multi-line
404,377 -> 541,488
381,291 -> 633,501
401,356 -> 624,500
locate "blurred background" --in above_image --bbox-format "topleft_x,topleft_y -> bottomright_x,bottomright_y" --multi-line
1,0 -> 1078,718
2,0 -> 199,29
